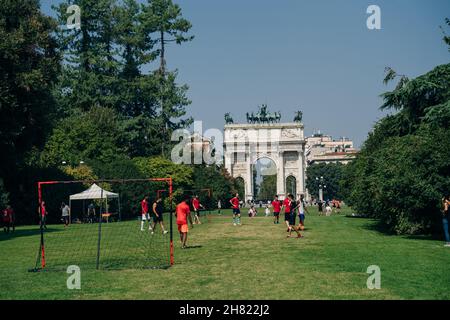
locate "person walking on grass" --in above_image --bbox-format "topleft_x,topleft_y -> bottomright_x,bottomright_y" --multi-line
151,197 -> 168,235
38,201 -> 47,230
230,193 -> 241,226
192,195 -> 204,225
140,196 -> 152,231
293,194 -> 308,230
176,195 -> 194,249
271,195 -> 281,224
61,202 -> 70,228
442,195 -> 450,247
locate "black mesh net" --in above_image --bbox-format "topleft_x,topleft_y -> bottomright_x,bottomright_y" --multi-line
32,179 -> 173,272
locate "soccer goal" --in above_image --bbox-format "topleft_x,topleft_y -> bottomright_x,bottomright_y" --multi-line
31,178 -> 174,272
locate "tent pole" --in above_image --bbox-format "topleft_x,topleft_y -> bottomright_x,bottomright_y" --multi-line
69,199 -> 71,225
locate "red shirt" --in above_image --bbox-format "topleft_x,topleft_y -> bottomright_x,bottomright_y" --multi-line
141,199 -> 148,214
283,198 -> 291,213
40,205 -> 46,217
271,200 -> 281,213
231,197 -> 239,209
2,209 -> 12,223
176,202 -> 190,225
192,198 -> 200,210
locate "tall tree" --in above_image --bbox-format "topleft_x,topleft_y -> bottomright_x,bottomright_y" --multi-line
53,0 -> 120,112
141,0 -> 194,156
0,0 -> 60,183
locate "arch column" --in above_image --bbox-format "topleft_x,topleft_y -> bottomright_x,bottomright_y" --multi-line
277,151 -> 286,199
297,147 -> 305,196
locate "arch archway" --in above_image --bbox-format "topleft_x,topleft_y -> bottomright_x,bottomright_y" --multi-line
252,157 -> 277,202
286,175 -> 297,197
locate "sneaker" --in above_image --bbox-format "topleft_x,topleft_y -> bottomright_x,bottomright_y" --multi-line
163,230 -> 168,234
233,223 -> 237,226
444,243 -> 450,247
151,231 -> 154,235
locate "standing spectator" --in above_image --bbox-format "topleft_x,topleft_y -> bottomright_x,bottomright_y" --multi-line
265,205 -> 270,217
61,203 -> 70,228
38,201 -> 47,229
87,203 -> 95,223
442,195 -> 450,247
217,199 -> 222,215
325,202 -> 332,216
2,205 -> 14,233
317,200 -> 323,216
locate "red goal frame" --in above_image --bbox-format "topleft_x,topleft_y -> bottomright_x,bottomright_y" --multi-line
36,177 -> 174,270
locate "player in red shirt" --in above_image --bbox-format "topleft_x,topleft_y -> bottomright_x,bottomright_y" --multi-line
38,201 -> 47,230
271,195 -> 281,224
2,205 -> 14,233
229,193 -> 241,226
140,196 -> 152,231
281,194 -> 294,232
192,195 -> 204,225
176,195 -> 194,249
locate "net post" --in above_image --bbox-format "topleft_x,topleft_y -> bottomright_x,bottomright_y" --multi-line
38,182 -> 46,269
169,177 -> 174,266
96,187 -> 103,270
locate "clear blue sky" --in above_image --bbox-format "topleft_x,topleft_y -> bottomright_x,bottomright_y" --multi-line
41,0 -> 450,147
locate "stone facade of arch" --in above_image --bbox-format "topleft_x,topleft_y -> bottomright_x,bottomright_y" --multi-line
223,123 -> 306,201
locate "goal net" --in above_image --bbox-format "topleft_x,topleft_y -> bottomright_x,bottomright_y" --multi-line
31,178 -> 174,272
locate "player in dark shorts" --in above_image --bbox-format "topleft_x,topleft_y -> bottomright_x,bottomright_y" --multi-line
230,193 -> 241,226
318,200 -> 323,216
151,197 -> 168,235
282,194 -> 294,232
271,195 -> 281,224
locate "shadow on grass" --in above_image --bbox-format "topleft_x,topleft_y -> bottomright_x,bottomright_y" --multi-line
351,216 -> 443,241
184,245 -> 203,249
0,227 -> 59,242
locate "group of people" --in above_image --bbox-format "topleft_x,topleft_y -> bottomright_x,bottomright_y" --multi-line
228,192 -> 308,238
317,199 -> 341,216
140,196 -> 168,235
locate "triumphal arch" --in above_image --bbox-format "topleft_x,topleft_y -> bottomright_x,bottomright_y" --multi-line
223,105 -> 306,201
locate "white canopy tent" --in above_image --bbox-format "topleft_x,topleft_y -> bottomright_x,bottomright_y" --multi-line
69,183 -> 121,223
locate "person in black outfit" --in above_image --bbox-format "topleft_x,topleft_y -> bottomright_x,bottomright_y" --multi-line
151,197 -> 168,235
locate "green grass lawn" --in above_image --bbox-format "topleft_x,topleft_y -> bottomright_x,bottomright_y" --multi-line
1,206 -> 450,300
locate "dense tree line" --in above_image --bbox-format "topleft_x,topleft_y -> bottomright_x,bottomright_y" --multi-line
0,0 -> 234,224
340,20 -> 450,234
